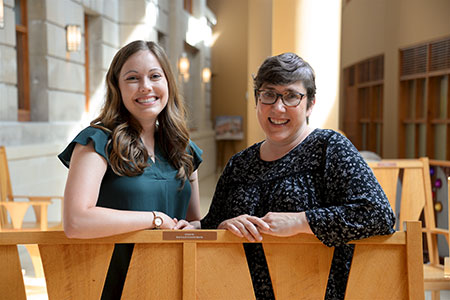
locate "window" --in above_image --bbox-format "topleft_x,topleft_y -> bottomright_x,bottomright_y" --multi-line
399,37 -> 450,159
181,42 -> 199,130
184,0 -> 193,14
343,55 -> 384,155
157,31 -> 169,53
84,14 -> 89,112
15,0 -> 30,121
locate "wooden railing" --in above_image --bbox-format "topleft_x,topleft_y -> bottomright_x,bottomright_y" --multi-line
0,222 -> 424,300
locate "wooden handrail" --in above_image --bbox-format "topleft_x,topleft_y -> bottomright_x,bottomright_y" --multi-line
0,229 -> 407,245
429,159 -> 450,168
0,222 -> 424,300
369,159 -> 425,168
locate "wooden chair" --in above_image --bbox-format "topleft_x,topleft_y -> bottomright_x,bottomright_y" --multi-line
0,145 -> 64,277
368,157 -> 450,299
0,146 -> 63,231
446,177 -> 450,279
0,222 -> 423,300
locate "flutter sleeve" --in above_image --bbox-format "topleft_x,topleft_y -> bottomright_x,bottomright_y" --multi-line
58,126 -> 110,168
188,140 -> 203,171
305,131 -> 395,247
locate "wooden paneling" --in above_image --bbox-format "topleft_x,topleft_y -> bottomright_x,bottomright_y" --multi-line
399,37 -> 450,159
343,55 -> 384,155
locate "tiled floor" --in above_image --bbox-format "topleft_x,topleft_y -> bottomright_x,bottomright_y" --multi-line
198,172 -> 219,218
16,173 -> 450,299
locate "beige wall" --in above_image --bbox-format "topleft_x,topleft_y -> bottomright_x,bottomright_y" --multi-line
208,0 -> 273,166
0,0 -> 216,224
246,0 -> 272,147
340,0 -> 386,66
273,0 -> 342,131
341,0 -> 450,158
209,0 -> 250,165
210,0 -> 342,168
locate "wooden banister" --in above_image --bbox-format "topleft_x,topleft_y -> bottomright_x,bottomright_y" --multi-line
0,223 -> 424,300
429,160 -> 450,168
0,230 -> 410,245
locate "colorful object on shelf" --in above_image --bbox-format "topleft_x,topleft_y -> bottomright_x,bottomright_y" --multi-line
434,201 -> 443,212
435,178 -> 442,189
430,166 -> 435,176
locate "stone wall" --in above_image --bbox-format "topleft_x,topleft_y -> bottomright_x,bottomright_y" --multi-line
0,0 -> 216,223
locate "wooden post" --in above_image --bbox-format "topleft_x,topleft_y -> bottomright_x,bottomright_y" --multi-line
183,242 -> 197,300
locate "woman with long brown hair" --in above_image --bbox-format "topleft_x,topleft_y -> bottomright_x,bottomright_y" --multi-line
58,40 -> 202,299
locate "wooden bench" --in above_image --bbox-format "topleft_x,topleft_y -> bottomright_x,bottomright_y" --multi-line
0,221 -> 424,299
368,157 -> 450,299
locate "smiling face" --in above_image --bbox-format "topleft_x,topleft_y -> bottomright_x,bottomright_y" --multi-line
256,81 -> 314,146
118,50 -> 169,127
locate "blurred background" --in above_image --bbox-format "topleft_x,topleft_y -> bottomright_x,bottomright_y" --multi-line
0,0 -> 449,229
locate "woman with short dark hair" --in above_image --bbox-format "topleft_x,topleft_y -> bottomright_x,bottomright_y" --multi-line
201,52 -> 394,299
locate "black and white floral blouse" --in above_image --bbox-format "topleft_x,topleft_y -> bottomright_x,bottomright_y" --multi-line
201,129 -> 395,300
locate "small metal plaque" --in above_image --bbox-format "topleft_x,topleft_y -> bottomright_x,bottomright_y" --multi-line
163,231 -> 217,241
376,162 -> 397,167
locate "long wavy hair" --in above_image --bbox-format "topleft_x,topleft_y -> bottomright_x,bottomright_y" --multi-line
91,40 -> 193,183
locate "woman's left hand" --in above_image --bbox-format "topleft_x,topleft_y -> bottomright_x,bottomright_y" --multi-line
259,212 -> 313,236
173,219 -> 200,230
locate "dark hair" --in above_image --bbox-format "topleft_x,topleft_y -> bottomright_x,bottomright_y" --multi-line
91,40 -> 193,184
253,52 -> 316,109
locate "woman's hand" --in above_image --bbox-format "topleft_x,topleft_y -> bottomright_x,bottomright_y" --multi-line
157,213 -> 177,229
259,212 -> 313,236
173,219 -> 200,230
218,214 -> 270,242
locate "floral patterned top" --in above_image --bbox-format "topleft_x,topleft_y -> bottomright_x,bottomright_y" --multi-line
201,128 -> 395,299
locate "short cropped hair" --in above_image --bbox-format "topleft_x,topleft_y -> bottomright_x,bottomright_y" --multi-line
253,52 -> 316,109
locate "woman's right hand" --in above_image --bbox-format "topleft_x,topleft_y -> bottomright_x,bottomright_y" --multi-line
218,214 -> 270,242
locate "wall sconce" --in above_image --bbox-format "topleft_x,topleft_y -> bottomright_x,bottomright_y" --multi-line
0,0 -> 4,29
66,25 -> 81,52
202,67 -> 211,83
178,53 -> 190,82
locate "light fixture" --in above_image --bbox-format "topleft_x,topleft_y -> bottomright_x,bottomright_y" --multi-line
0,0 -> 4,29
178,53 -> 190,82
202,67 -> 211,83
66,25 -> 81,52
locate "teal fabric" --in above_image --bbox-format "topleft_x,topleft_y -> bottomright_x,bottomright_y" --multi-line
58,126 -> 203,299
58,126 -> 203,219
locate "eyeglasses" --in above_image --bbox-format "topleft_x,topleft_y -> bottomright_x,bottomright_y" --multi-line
256,89 -> 305,107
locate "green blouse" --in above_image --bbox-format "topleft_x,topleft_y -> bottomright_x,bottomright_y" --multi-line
58,126 -> 203,299
58,126 -> 203,218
